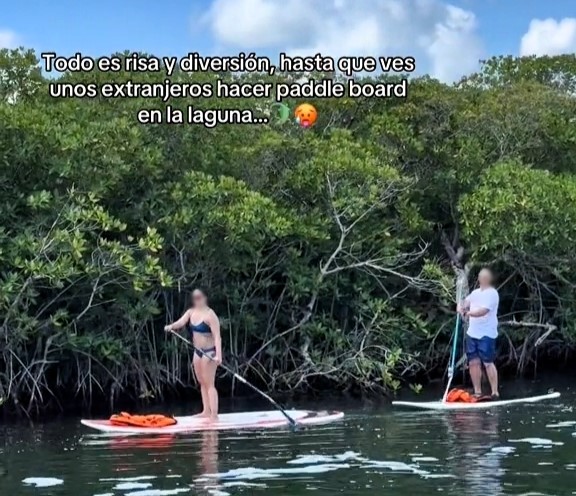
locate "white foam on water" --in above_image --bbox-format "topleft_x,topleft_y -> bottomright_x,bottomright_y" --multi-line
203,463 -> 351,481
125,490 -> 190,496
546,421 -> 576,428
101,476 -> 157,482
221,482 -> 267,488
114,482 -> 153,490
515,493 -> 553,495
361,460 -> 429,475
287,451 -> 362,464
197,469 -> 276,482
207,490 -> 229,496
94,493 -> 114,496
489,446 -> 516,455
286,451 -> 443,477
200,451 -> 456,485
22,477 -> 64,487
509,438 -> 563,446
421,474 -> 456,479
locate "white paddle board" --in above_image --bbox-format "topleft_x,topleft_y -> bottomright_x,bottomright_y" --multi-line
81,409 -> 344,434
393,392 -> 560,411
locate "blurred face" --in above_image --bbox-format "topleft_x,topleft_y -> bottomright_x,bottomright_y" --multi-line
478,269 -> 493,287
192,290 -> 207,307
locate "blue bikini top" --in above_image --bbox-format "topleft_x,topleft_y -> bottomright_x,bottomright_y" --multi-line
189,321 -> 211,334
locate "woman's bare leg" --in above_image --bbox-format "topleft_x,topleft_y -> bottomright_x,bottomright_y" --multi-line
204,358 -> 219,422
192,355 -> 210,417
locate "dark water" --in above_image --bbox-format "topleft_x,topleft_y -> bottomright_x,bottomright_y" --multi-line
1,378 -> 575,495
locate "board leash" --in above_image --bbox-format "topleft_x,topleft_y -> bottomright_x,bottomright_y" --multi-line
168,330 -> 299,430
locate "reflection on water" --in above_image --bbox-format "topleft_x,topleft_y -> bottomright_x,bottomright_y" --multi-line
1,383 -> 575,495
445,410 -> 504,495
195,430 -> 220,495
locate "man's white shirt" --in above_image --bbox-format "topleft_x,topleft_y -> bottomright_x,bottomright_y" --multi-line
465,287 -> 499,339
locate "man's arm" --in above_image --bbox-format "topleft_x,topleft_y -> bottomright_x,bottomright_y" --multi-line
467,307 -> 489,318
466,290 -> 498,317
457,296 -> 471,314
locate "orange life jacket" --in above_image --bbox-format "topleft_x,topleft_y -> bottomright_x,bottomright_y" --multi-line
109,412 -> 177,427
445,388 -> 478,403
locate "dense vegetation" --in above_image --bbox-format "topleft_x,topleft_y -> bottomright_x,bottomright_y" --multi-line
1,48 -> 575,416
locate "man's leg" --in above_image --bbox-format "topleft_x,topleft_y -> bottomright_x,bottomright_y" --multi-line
484,363 -> 498,396
465,337 -> 483,395
479,337 -> 499,397
469,359 -> 483,395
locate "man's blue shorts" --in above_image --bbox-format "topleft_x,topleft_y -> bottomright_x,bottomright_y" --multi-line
465,336 -> 496,363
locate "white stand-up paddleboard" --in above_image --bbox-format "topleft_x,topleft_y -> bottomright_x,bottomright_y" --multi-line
393,392 -> 560,411
81,409 -> 344,434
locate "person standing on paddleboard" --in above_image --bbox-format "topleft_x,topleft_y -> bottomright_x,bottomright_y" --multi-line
164,288 -> 222,421
458,268 -> 500,400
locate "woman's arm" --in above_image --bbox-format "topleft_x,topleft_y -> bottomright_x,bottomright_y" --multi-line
209,311 -> 222,364
164,310 -> 190,332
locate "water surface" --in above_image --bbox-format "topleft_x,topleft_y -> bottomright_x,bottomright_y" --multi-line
1,379 -> 575,495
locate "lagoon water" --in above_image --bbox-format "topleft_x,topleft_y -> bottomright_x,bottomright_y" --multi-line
1,377 -> 575,495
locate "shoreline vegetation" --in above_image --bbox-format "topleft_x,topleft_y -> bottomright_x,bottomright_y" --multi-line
1,48 -> 575,418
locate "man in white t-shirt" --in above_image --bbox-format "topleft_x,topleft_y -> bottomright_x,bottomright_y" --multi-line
457,268 -> 500,399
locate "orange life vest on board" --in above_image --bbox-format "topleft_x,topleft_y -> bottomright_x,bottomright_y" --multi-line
445,388 -> 478,403
109,412 -> 177,427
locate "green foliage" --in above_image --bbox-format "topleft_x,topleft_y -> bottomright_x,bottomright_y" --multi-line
1,48 -> 575,415
460,161 -> 576,257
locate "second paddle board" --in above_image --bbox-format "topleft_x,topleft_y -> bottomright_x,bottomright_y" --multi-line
393,392 -> 560,410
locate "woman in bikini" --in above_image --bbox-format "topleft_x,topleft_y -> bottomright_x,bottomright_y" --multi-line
164,288 -> 222,421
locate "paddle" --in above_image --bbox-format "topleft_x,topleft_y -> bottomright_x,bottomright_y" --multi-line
441,314 -> 462,402
442,277 -> 466,402
167,330 -> 299,430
